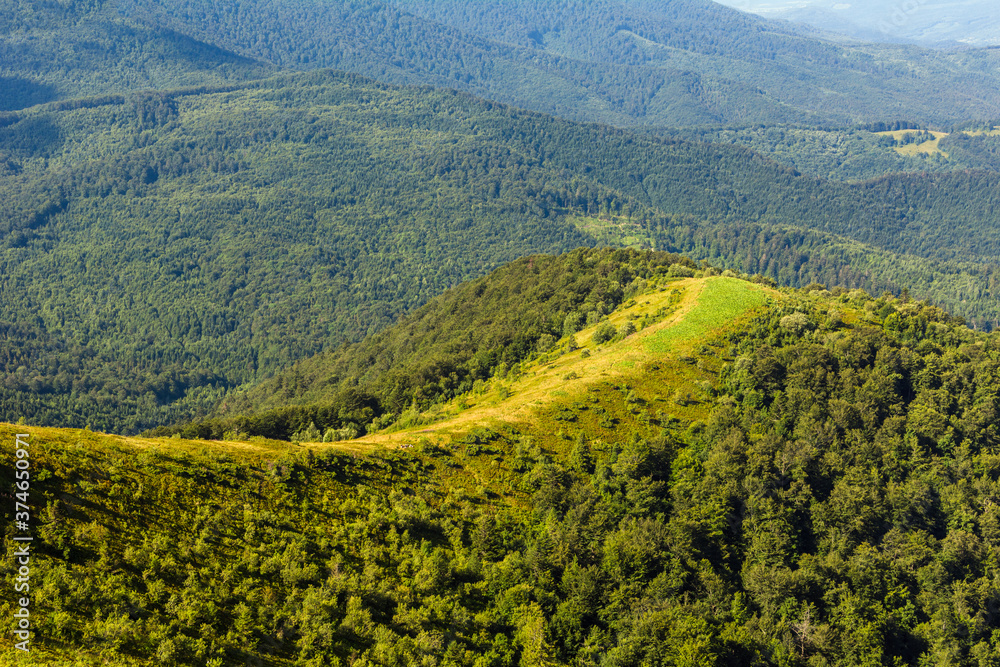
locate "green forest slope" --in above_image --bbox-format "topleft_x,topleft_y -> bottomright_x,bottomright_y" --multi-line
5,0 -> 1000,128
123,0 -> 1000,127
2,73 -> 1000,435
0,0 -> 277,110
662,124 -> 1000,182
4,257 -> 999,666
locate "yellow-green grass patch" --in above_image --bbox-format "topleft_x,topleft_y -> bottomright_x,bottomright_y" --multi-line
961,127 -> 1000,137
645,277 -> 772,354
0,423 -> 377,464
355,277 -> 777,449
877,129 -> 949,157
567,214 -> 652,248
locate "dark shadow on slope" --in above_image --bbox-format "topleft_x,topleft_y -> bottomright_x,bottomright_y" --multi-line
0,77 -> 59,111
0,116 -> 64,157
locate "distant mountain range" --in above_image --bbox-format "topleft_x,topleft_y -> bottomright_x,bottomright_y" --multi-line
716,0 -> 1000,48
4,0 -> 1000,126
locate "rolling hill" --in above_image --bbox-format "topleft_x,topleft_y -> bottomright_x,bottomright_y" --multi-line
5,255 -> 1000,665
0,0 -> 277,111
2,71 -> 1000,434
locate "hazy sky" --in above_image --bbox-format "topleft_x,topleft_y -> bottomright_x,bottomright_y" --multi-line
712,0 -> 1000,47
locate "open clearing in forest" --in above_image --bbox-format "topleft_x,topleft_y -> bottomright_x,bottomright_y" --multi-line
878,129 -> 950,157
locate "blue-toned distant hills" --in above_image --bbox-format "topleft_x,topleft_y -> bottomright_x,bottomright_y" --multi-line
4,0 -> 1000,126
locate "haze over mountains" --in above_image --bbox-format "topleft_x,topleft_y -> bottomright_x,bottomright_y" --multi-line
5,0 -> 1000,127
715,0 -> 1000,48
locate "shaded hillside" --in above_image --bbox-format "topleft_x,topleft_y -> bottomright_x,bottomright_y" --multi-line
0,0 -> 276,111
0,72 -> 600,433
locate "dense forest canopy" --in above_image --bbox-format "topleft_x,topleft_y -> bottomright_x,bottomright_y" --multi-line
4,0 -> 1000,127
657,125 -> 1000,182
4,261 -> 1000,665
0,0 -> 276,110
1,70 -> 1000,433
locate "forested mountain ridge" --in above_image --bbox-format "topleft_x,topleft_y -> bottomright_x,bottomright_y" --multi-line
119,0 -> 1000,127
660,124 -> 1000,182
2,70 -> 1000,434
0,0 -> 277,111
0,71 -> 599,434
191,249 -> 704,435
5,257 -> 1000,665
6,0 -> 1000,128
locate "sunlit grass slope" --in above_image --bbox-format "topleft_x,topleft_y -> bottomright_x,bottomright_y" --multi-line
355,276 -> 776,450
0,419 -> 500,666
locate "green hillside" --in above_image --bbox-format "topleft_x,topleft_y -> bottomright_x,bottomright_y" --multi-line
187,249 -> 707,436
0,0 -> 276,111
5,260 -> 1000,665
2,71 -> 1000,434
6,0 -> 1000,128
661,124 -> 1000,182
122,0 -> 1000,127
